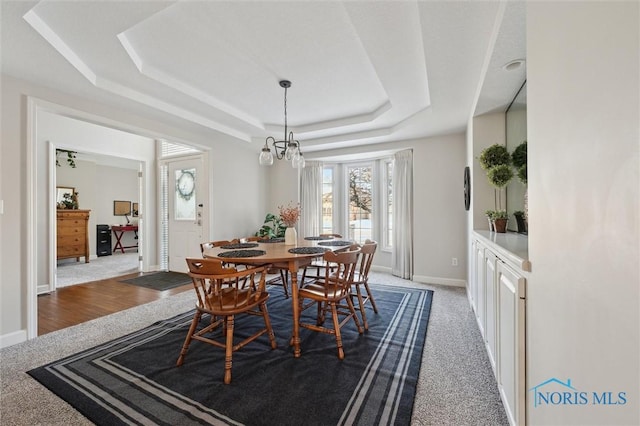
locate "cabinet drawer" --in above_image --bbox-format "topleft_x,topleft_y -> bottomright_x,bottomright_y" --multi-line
58,245 -> 85,257
57,235 -> 86,246
57,226 -> 85,236
57,220 -> 86,229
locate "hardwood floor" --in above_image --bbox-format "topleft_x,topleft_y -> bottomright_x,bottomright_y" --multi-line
37,272 -> 192,336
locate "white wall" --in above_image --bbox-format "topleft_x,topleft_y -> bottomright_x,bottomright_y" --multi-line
527,2 -> 639,424
37,110 -> 154,286
0,75 -> 269,344
471,112 -> 506,230
56,159 -> 140,259
297,133 -> 468,286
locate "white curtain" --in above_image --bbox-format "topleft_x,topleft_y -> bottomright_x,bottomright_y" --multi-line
392,149 -> 413,279
299,161 -> 323,237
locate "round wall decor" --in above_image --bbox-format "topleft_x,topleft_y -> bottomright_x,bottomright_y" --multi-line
464,166 -> 471,211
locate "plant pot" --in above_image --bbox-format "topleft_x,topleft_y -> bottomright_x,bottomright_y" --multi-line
284,226 -> 297,245
515,216 -> 528,234
493,218 -> 508,233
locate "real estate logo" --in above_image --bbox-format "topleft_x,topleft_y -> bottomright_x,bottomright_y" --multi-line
529,378 -> 627,408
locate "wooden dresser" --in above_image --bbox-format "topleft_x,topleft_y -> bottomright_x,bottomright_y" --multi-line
57,209 -> 91,263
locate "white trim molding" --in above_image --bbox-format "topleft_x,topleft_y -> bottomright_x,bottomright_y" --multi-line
412,274 -> 467,288
0,330 -> 27,349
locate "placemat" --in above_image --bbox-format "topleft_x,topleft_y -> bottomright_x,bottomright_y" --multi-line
288,247 -> 328,255
217,249 -> 266,258
304,236 -> 332,240
260,238 -> 285,243
220,243 -> 259,249
317,240 -> 353,246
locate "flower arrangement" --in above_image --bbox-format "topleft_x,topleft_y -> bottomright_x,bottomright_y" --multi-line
279,202 -> 301,227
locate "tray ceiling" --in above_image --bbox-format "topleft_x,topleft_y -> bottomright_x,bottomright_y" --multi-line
1,1 -> 525,152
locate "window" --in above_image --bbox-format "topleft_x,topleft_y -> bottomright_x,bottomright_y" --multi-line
322,158 -> 393,247
384,160 -> 393,249
347,165 -> 373,242
322,167 -> 334,235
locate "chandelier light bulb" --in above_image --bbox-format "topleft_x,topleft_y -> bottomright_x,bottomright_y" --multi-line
259,147 -> 274,166
284,142 -> 296,161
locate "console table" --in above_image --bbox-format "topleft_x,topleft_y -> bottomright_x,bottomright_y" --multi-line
111,225 -> 138,253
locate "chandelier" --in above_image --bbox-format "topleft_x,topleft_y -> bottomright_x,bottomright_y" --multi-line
259,80 -> 305,168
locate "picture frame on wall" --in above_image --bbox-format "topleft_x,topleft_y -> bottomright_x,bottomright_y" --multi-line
113,200 -> 131,216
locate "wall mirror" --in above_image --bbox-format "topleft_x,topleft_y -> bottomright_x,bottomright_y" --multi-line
506,81 -> 527,231
113,200 -> 131,216
56,186 -> 75,204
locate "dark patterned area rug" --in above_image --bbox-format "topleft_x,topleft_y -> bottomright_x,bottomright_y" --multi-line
28,284 -> 433,425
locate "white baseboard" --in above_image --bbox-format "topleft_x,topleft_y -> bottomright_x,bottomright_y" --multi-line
0,329 -> 27,348
412,275 -> 467,287
370,266 -> 467,288
370,265 -> 391,274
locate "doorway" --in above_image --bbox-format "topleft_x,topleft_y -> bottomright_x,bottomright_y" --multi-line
28,101 -> 158,339
53,149 -> 142,290
161,154 -> 209,274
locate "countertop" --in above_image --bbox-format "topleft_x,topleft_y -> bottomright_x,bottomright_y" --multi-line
473,230 -> 530,272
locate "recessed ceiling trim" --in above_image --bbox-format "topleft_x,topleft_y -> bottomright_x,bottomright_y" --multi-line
266,100 -> 392,135
24,8 -> 252,143
23,9 -> 97,85
117,33 -> 265,130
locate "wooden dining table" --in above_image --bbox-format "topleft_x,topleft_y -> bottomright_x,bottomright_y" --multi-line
203,238 -> 349,358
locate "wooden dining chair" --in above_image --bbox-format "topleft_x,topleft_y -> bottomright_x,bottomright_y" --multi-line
176,258 -> 277,384
300,233 -> 344,284
350,240 -> 378,330
297,248 -> 363,359
199,239 -> 239,256
235,236 -> 291,297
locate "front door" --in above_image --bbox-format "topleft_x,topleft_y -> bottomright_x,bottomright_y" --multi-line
167,156 -> 207,273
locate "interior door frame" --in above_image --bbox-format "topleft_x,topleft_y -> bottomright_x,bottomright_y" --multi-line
27,97 -> 157,340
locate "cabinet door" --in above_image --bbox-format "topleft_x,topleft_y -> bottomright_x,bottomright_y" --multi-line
468,241 -> 477,307
484,250 -> 498,371
497,261 -> 526,426
474,242 -> 486,336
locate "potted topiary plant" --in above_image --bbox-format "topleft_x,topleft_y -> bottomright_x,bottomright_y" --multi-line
493,210 -> 509,233
479,144 -> 513,233
485,210 -> 496,232
512,141 -> 528,225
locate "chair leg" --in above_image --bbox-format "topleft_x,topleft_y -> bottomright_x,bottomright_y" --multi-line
345,295 -> 364,334
363,281 -> 378,313
279,270 -> 290,298
354,285 -> 369,331
176,310 -> 202,366
330,303 -> 345,360
224,315 -> 235,385
259,302 -> 277,349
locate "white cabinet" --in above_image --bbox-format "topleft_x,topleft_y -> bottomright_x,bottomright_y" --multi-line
470,232 -> 527,426
497,261 -> 526,426
474,242 -> 486,336
484,250 -> 498,371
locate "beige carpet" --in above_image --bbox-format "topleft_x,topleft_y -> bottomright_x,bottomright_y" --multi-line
56,252 -> 139,287
1,272 -> 508,425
